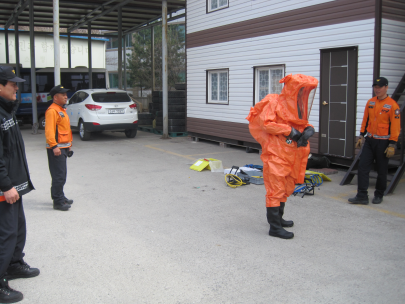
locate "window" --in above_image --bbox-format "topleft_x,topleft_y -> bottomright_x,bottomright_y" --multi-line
207,0 -> 228,13
254,65 -> 284,104
22,74 -> 31,93
109,73 -> 119,88
125,35 -> 132,48
68,93 -> 79,104
91,92 -> 131,103
77,92 -> 89,103
36,73 -> 54,92
106,36 -> 131,49
207,69 -> 228,104
107,37 -> 118,49
68,91 -> 88,104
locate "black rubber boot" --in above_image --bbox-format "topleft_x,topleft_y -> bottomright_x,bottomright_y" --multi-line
266,207 -> 294,239
53,201 -> 71,211
348,196 -> 369,205
0,277 -> 23,303
64,198 -> 73,205
5,259 -> 40,281
279,202 -> 294,227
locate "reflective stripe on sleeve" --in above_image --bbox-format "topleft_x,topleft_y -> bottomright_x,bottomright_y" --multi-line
0,181 -> 29,195
0,118 -> 16,131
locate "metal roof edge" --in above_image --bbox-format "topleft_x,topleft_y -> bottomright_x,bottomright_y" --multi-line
0,28 -> 108,41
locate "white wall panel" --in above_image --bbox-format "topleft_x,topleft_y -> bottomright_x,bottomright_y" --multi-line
187,0 -> 335,34
380,19 -> 405,97
187,19 -> 375,134
0,32 -> 106,69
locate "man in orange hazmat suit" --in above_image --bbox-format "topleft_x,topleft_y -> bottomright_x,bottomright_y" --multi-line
246,74 -> 318,239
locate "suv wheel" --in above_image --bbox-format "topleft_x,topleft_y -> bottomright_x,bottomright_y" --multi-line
124,129 -> 137,138
38,116 -> 46,130
79,120 -> 91,141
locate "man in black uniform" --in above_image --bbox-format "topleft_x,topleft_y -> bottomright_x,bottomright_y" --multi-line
0,66 -> 40,303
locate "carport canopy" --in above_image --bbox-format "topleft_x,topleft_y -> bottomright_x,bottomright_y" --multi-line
1,0 -> 185,33
1,0 -> 185,137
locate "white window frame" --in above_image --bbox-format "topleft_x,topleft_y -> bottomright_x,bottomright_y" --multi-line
254,65 -> 285,105
207,69 -> 229,104
207,0 -> 229,13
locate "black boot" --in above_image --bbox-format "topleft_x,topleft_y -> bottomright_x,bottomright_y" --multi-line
5,259 -> 40,281
0,277 -> 23,303
64,197 -> 73,205
266,207 -> 294,239
53,201 -> 71,211
279,202 -> 294,227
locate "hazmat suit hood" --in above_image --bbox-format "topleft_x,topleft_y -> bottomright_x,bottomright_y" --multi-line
276,74 -> 318,126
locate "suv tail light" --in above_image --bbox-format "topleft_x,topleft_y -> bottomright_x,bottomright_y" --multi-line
129,103 -> 137,109
85,104 -> 102,111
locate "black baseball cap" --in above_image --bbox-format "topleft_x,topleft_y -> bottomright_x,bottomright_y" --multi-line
50,85 -> 70,97
0,65 -> 26,82
372,77 -> 388,87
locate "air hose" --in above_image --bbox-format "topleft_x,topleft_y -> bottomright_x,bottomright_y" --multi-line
225,166 -> 250,188
293,174 -> 323,197
225,174 -> 245,188
308,174 -> 323,187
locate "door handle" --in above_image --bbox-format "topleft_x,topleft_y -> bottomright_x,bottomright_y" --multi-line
322,101 -> 328,106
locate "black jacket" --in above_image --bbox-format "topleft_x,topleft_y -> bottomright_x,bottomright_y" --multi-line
0,96 -> 34,200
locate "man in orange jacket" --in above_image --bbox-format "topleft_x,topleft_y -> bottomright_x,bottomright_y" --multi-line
348,77 -> 400,205
45,85 -> 73,211
246,74 -> 318,239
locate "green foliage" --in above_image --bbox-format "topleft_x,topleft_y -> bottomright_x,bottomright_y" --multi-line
126,28 -> 152,90
126,24 -> 185,91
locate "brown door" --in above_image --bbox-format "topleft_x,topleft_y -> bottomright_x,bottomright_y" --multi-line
319,47 -> 357,158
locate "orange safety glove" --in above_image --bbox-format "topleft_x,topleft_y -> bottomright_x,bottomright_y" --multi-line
355,135 -> 364,149
384,143 -> 396,158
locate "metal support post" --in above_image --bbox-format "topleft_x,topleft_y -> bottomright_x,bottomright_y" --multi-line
15,17 -> 21,103
5,28 -> 9,63
118,8 -> 123,90
30,0 -> 38,134
151,26 -> 155,91
161,0 -> 169,139
123,33 -> 127,91
68,33 -> 71,68
88,22 -> 92,89
53,0 -> 60,85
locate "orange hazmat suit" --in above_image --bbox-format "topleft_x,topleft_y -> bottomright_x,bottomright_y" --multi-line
246,74 -> 318,207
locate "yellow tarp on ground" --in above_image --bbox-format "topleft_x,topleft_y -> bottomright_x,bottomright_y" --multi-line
190,158 -> 220,172
305,170 -> 332,182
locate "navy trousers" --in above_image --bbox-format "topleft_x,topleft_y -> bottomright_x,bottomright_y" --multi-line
0,198 -> 26,279
357,137 -> 389,198
47,148 -> 68,204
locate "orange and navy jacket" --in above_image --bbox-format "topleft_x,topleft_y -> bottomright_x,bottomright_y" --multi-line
45,103 -> 72,149
360,96 -> 400,143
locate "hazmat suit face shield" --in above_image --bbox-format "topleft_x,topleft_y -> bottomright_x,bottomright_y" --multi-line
296,86 -> 317,120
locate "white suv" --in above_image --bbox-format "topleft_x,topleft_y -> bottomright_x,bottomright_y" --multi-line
67,89 -> 138,141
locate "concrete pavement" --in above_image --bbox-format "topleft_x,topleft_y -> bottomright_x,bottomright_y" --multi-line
10,127 -> 405,304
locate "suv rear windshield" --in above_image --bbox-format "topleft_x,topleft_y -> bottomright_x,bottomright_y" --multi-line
91,92 -> 131,103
